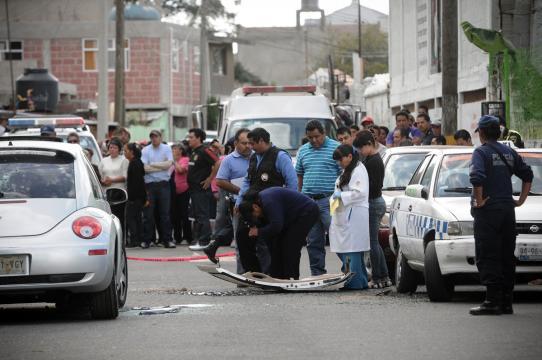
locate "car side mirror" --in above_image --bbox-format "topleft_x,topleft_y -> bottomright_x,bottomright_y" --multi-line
405,184 -> 429,200
106,188 -> 127,205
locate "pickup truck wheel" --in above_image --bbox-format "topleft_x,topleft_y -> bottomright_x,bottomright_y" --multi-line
395,245 -> 418,293
89,271 -> 119,320
424,241 -> 454,302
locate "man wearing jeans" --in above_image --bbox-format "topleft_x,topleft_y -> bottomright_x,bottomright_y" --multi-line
141,130 -> 175,249
187,128 -> 219,251
296,120 -> 341,276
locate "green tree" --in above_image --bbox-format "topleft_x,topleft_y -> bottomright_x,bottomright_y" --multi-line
234,62 -> 266,86
161,0 -> 234,29
318,24 -> 388,78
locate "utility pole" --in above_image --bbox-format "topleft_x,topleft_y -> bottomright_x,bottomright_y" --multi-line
441,0 -> 458,138
357,0 -> 362,56
97,0 -> 109,142
4,0 -> 15,111
199,0 -> 210,130
304,27 -> 309,81
114,0 -> 125,127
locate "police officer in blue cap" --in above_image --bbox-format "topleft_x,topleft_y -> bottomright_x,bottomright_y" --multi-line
469,115 -> 533,315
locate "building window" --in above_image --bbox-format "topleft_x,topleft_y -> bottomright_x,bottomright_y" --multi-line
107,38 -> 130,71
83,39 -> 98,71
0,40 -> 23,61
83,38 -> 129,71
211,45 -> 227,76
172,39 -> 179,72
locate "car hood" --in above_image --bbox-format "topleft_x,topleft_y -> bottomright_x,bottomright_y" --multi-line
433,197 -> 542,222
0,199 -> 77,237
383,190 -> 404,208
433,197 -> 471,221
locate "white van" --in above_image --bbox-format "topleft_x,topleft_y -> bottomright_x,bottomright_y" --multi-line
215,85 -> 340,155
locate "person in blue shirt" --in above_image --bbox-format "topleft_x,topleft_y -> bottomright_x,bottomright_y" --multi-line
386,110 -> 418,147
296,120 -> 341,276
235,128 -> 298,274
141,129 -> 175,249
469,115 -> 533,316
239,187 -> 319,280
203,128 -> 253,270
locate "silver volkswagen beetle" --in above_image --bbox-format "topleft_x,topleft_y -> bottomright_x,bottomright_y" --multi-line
0,137 -> 128,319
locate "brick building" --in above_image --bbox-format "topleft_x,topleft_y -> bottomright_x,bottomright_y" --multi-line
0,0 -> 234,140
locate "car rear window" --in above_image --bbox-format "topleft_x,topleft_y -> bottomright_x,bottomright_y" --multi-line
0,149 -> 76,199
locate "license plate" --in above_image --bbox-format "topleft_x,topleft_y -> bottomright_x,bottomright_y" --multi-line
0,255 -> 29,276
516,244 -> 542,261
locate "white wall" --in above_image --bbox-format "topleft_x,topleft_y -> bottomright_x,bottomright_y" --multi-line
365,93 -> 393,129
389,0 -> 491,110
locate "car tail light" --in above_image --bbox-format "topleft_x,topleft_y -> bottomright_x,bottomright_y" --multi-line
72,216 -> 102,239
88,249 -> 108,256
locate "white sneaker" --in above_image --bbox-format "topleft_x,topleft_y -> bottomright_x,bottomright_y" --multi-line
189,243 -> 207,251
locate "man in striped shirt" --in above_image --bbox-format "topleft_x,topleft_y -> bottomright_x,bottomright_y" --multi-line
296,120 -> 341,275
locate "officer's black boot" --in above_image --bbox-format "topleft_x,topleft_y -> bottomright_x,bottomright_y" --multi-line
470,286 -> 502,316
501,291 -> 514,315
203,240 -> 220,264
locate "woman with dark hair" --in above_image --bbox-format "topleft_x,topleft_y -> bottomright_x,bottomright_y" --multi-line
329,144 -> 370,290
171,143 -> 192,245
124,142 -> 147,247
99,137 -> 129,237
354,131 -> 391,288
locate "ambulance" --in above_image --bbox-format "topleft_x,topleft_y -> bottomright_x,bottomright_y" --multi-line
197,85 -> 359,156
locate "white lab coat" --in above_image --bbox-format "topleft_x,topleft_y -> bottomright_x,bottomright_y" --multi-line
329,162 -> 370,253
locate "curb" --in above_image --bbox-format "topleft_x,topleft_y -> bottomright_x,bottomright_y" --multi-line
127,251 -> 235,262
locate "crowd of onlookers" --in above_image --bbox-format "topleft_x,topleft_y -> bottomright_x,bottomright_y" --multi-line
332,105 -> 476,152
57,105 -> 523,290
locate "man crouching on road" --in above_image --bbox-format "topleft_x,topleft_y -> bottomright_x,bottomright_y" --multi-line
239,188 -> 319,280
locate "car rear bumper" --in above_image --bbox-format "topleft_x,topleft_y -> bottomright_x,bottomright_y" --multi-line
0,238 -> 114,294
434,236 -> 542,275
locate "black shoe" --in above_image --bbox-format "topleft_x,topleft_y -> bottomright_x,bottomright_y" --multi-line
469,301 -> 502,316
140,242 -> 150,249
203,240 -> 220,264
164,241 -> 176,249
501,304 -> 513,314
502,292 -> 513,314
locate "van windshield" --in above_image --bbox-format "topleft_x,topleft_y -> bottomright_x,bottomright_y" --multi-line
226,118 -> 336,152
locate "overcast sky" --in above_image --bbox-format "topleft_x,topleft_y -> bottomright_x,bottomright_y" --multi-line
166,1 -> 389,30
229,0 -> 389,28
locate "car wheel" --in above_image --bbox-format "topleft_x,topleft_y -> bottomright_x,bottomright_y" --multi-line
89,271 -> 119,320
424,241 -> 454,302
395,245 -> 418,293
117,245 -> 128,308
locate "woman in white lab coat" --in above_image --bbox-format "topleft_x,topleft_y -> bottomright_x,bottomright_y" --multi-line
329,144 -> 370,290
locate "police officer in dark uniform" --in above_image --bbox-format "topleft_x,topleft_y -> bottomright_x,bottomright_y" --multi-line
234,128 -> 298,273
239,187 -> 319,280
469,115 -> 533,315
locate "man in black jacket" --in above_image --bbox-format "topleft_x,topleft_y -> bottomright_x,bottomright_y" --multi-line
234,128 -> 298,273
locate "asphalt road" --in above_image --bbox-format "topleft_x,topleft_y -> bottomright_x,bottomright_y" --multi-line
1,245 -> 542,360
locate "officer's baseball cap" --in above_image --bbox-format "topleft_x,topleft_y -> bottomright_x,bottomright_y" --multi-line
475,115 -> 499,133
40,124 -> 56,136
149,129 -> 162,137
